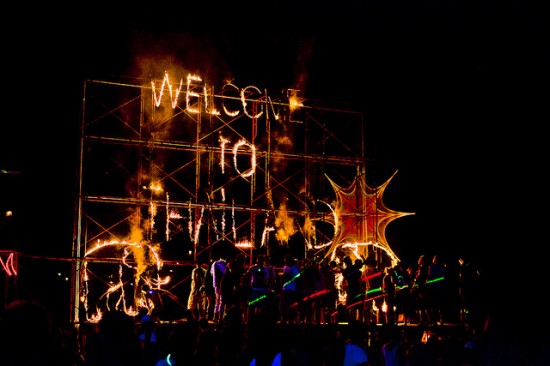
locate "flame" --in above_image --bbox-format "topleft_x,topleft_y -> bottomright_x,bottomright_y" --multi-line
83,239 -> 168,321
232,140 -> 256,178
235,241 -> 252,248
288,95 -> 303,112
169,210 -> 183,219
323,172 -> 414,263
274,202 -> 296,245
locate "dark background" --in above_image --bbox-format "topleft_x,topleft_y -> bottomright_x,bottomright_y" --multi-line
0,2 -> 547,324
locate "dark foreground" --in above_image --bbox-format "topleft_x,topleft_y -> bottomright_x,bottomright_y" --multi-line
1,299 -> 549,366
76,310 -> 549,366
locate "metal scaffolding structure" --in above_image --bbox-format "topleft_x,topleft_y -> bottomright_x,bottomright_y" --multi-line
70,75 -> 368,323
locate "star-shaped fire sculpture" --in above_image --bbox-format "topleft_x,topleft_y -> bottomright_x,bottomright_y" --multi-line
321,171 -> 414,265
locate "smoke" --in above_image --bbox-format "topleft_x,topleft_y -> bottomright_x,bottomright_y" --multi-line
292,36 -> 314,97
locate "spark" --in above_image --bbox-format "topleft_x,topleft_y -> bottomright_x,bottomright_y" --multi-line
82,239 -> 168,320
194,206 -> 205,244
221,188 -> 226,238
169,210 -> 183,219
186,74 -> 202,113
240,85 -> 264,119
203,84 -> 220,115
188,202 -> 194,242
151,72 -> 184,108
233,140 -> 256,178
235,241 -> 252,248
316,199 -> 338,235
232,200 -> 236,241
219,136 -> 230,175
150,202 -> 156,237
261,227 -> 275,247
165,193 -> 170,242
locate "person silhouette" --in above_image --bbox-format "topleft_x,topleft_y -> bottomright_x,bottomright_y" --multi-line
188,259 -> 207,319
211,253 -> 228,322
426,254 -> 447,325
84,309 -> 146,366
382,266 -> 397,325
0,299 -> 80,366
413,254 -> 429,324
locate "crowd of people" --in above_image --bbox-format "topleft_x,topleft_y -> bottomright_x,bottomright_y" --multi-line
1,251 -> 549,365
1,296 -> 549,366
184,251 -> 487,333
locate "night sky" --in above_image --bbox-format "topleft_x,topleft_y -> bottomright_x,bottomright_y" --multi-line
1,2 -> 547,322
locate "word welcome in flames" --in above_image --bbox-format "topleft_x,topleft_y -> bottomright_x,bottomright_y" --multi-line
151,72 -> 303,120
151,72 -> 303,179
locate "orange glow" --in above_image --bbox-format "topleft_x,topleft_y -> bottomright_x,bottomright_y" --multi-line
261,227 -> 275,247
232,140 -> 256,178
288,95 -> 303,112
274,202 -> 296,245
82,240 -> 169,321
152,72 -> 184,108
241,85 -> 264,119
149,181 -> 164,193
186,74 -> 202,113
152,72 -> 294,120
76,72 -> 408,322
235,241 -> 252,248
324,172 -> 413,263
169,210 -> 183,219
